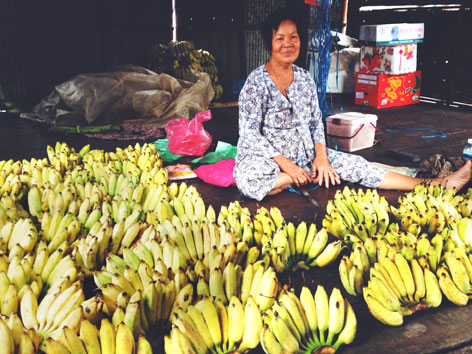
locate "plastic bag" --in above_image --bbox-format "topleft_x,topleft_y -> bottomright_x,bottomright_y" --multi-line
165,110 -> 212,156
191,141 -> 237,164
154,139 -> 183,163
193,159 -> 236,187
21,65 -> 214,127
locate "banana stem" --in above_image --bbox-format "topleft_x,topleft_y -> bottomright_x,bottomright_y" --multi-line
48,125 -> 120,134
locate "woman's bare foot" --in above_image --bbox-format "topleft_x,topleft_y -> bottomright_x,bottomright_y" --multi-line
433,159 -> 472,191
267,184 -> 288,195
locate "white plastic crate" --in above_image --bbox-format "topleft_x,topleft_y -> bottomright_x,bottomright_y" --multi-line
326,112 -> 378,152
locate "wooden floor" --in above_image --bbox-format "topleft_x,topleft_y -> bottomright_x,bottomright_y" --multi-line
1,96 -> 472,353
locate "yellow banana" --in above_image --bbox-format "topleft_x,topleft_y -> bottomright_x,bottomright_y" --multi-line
437,266 -> 468,306
239,296 -> 263,352
332,300 -> 357,349
424,267 -> 442,308
314,285 -> 329,343
363,288 -> 403,326
116,322 -> 135,354
327,288 -> 345,345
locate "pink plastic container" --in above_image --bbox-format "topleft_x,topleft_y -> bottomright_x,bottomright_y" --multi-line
325,112 -> 378,152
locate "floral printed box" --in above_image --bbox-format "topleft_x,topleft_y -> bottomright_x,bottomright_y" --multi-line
355,71 -> 421,109
360,44 -> 417,75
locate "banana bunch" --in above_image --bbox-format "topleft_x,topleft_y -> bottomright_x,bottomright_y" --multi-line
41,320 -> 152,354
363,252 -> 442,326
108,289 -> 151,337
199,49 -> 222,98
216,201 -> 253,244
0,171 -> 29,201
198,260 -> 278,311
0,314 -> 41,354
142,184 -> 208,229
149,41 -> 223,98
339,241 -> 370,296
262,221 -> 343,272
391,183 -> 461,235
81,294 -> 104,324
38,211 -> 82,253
456,188 -> 472,217
167,41 -> 204,79
0,158 -> 46,200
261,286 -> 357,353
154,214 -> 250,270
96,252 -> 189,328
73,219 -> 115,274
436,247 -> 472,306
34,244 -> 81,294
323,186 -> 390,241
0,218 -> 38,254
165,296 -> 263,354
148,42 -> 172,74
168,41 -> 196,62
20,281 -> 85,340
0,196 -> 30,229
0,256 -> 43,311
45,142 -> 83,175
451,217 -> 472,250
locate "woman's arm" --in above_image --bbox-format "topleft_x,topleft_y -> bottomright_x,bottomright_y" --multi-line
312,143 -> 341,187
238,73 -> 281,159
273,154 -> 312,187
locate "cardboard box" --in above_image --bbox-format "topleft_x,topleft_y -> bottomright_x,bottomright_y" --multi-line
326,112 -> 378,152
307,48 -> 360,93
360,23 -> 424,46
360,43 -> 417,75
355,71 -> 421,108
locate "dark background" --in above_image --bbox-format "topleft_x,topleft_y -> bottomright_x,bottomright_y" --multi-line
1,0 -> 471,108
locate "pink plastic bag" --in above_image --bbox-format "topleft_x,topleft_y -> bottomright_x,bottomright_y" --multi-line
194,159 -> 236,187
164,110 -> 212,156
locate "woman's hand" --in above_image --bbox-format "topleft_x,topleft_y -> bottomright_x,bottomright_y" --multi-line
273,155 -> 312,187
312,146 -> 341,188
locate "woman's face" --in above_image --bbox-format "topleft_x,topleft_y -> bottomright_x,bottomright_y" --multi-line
271,20 -> 300,65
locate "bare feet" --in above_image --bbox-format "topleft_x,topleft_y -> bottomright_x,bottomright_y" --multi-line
434,159 -> 472,191
267,184 -> 288,195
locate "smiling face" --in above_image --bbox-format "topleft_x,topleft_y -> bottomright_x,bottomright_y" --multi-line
271,20 -> 300,65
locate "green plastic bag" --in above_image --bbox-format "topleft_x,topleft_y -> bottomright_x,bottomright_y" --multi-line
191,141 -> 237,164
154,139 -> 183,163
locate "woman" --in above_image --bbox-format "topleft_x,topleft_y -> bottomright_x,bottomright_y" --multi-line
233,7 -> 471,201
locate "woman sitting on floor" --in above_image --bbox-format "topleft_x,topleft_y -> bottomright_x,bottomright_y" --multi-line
233,7 -> 471,201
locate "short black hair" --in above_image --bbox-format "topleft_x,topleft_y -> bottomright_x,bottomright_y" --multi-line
262,7 -> 303,52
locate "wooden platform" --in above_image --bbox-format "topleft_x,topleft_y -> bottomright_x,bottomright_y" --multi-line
1,97 -> 472,353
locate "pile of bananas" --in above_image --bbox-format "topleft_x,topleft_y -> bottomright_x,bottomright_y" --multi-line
147,41 -> 223,99
325,185 -> 472,328
3,138 -> 472,352
0,140 -> 363,353
261,286 -> 356,353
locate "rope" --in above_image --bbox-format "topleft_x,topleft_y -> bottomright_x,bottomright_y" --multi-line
378,123 -> 446,138
287,144 -> 338,195
310,0 -> 335,119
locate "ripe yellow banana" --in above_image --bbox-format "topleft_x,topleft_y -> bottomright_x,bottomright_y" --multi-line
363,287 -> 403,326
116,322 -> 135,354
437,266 -> 468,306
424,267 -> 442,308
239,296 -> 263,352
327,288 -> 345,345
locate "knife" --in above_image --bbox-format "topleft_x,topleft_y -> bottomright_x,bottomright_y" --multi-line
299,188 -> 322,209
